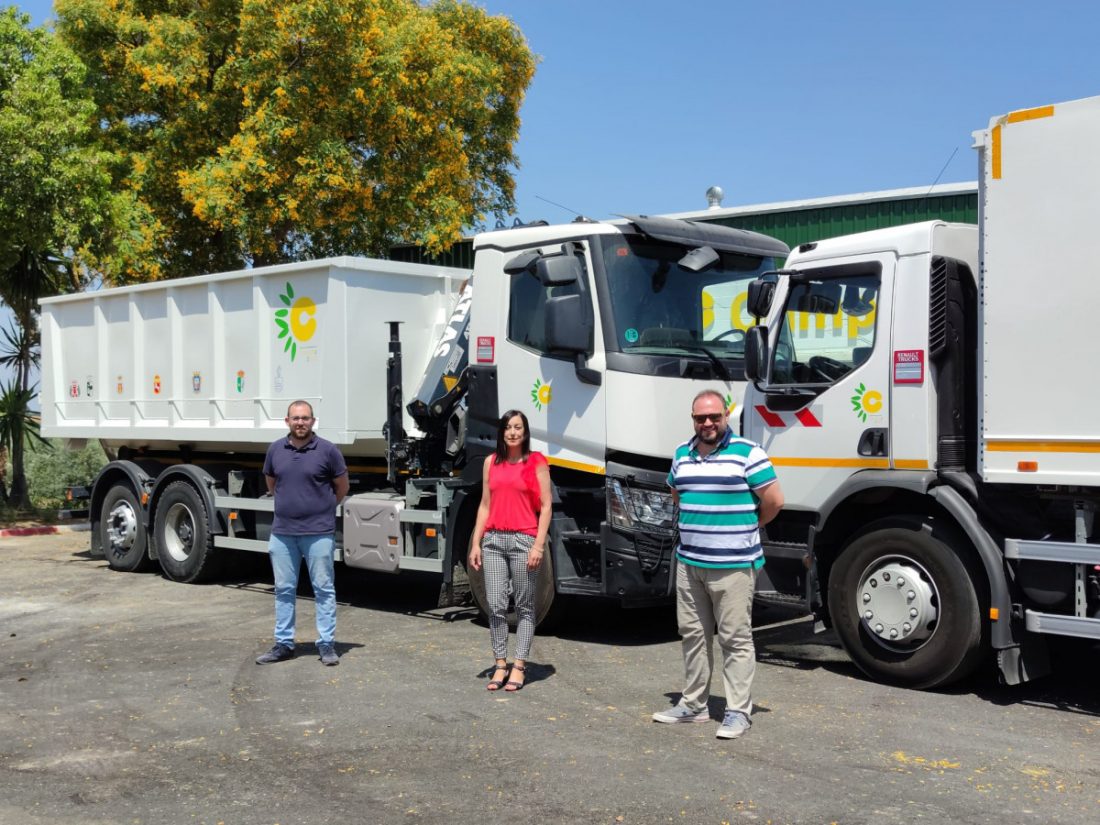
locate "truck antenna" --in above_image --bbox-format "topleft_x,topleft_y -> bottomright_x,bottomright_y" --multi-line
536,194 -> 588,220
923,146 -> 960,198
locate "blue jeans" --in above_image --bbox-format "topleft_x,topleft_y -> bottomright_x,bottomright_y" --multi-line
268,533 -> 336,647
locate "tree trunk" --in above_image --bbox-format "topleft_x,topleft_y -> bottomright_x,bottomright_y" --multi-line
9,434 -> 30,510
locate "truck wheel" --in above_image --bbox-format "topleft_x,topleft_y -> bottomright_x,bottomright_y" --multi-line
827,517 -> 985,689
100,483 -> 152,572
466,535 -> 557,629
154,481 -> 220,583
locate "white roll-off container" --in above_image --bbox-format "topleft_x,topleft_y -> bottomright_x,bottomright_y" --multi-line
40,257 -> 469,457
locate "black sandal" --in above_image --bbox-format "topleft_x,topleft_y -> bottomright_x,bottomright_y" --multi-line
487,663 -> 510,691
504,663 -> 526,692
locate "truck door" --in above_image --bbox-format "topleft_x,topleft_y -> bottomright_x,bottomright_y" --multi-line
498,242 -> 606,471
755,254 -> 894,510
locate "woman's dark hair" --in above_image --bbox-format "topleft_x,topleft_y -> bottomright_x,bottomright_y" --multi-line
494,409 -> 531,463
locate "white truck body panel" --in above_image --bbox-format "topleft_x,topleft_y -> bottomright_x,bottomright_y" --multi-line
975,95 -> 1100,484
40,257 -> 468,456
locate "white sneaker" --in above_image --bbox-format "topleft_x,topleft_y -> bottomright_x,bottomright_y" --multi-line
716,710 -> 751,739
652,703 -> 710,724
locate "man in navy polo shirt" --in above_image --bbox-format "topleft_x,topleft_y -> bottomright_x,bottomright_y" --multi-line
653,389 -> 784,739
256,400 -> 349,666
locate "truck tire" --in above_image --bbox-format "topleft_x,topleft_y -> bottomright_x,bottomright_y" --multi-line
99,483 -> 152,572
154,481 -> 220,583
827,516 -> 985,689
466,534 -> 557,629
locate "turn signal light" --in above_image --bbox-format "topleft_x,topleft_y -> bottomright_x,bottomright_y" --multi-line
388,536 -> 399,546
1017,461 -> 1038,472
989,607 -> 1000,621
425,528 -> 437,538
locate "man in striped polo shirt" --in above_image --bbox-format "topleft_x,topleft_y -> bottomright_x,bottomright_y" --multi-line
653,389 -> 784,739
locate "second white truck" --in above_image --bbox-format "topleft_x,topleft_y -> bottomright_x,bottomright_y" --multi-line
740,94 -> 1100,687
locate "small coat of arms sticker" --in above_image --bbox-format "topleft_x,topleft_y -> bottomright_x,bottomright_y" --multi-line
192,372 -> 202,393
153,374 -> 162,395
236,370 -> 245,393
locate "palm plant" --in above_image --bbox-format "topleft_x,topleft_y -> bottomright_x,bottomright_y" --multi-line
0,246 -> 64,509
0,381 -> 47,509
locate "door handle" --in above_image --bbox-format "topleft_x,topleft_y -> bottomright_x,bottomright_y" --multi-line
857,428 -> 888,457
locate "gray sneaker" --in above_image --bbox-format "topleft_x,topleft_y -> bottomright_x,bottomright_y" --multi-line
317,643 -> 339,666
255,644 -> 295,665
652,703 -> 710,724
716,710 -> 751,739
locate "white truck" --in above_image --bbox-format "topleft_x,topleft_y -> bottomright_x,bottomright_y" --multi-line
40,216 -> 789,621
740,94 -> 1100,687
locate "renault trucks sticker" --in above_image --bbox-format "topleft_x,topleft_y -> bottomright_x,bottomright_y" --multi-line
893,350 -> 924,384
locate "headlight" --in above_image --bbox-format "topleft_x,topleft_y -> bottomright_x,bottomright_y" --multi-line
607,478 -> 677,532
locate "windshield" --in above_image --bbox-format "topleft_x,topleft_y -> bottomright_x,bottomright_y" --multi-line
598,234 -> 778,361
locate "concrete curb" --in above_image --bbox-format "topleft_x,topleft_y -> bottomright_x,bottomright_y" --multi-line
0,522 -> 91,537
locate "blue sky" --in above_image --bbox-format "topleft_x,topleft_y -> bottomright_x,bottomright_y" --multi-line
12,0 -> 1100,222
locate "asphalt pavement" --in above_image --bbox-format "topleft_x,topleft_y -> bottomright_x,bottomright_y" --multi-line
1,532 -> 1097,825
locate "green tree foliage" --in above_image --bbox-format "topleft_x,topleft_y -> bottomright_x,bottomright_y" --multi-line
0,7 -> 117,282
21,437 -> 107,510
57,0 -> 536,280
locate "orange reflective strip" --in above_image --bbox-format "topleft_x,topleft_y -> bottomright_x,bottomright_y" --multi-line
893,459 -> 931,470
1007,105 -> 1054,124
986,440 -> 1100,453
992,123 -> 1002,179
770,457 -> 890,469
546,456 -> 606,475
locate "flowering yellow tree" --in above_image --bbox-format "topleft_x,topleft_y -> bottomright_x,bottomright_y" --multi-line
57,0 -> 535,281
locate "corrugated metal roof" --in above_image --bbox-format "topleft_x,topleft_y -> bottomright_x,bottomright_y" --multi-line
387,182 -> 979,266
674,182 -> 978,251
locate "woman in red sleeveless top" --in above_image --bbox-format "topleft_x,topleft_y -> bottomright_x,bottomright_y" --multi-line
469,409 -> 552,691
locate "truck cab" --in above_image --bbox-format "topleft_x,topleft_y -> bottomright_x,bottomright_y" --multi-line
456,216 -> 789,609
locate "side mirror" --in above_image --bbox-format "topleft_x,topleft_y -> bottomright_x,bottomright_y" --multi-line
536,244 -> 584,286
546,294 -> 591,353
795,280 -> 842,314
546,294 -> 601,386
744,326 -> 769,384
677,245 -> 719,273
503,250 -> 539,274
746,279 -> 775,318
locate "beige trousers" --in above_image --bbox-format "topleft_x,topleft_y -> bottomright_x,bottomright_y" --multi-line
676,561 -> 756,716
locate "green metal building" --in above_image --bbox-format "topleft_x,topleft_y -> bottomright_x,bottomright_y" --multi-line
389,181 -> 978,267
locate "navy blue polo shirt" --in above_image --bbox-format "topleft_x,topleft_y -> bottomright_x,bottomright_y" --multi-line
263,435 -> 348,535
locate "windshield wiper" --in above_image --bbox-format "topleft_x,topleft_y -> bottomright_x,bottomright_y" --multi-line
677,343 -> 732,380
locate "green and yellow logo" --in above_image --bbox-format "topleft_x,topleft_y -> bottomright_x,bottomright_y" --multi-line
531,378 -> 552,411
274,282 -> 316,361
851,383 -> 883,422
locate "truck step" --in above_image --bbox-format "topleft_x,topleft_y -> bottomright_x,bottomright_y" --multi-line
556,577 -> 602,596
1004,538 -> 1100,564
1024,610 -> 1100,640
560,530 -> 601,544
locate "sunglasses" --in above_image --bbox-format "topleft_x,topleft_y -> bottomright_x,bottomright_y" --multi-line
692,413 -> 725,424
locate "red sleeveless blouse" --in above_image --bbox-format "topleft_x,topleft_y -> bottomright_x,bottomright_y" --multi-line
484,452 -> 546,536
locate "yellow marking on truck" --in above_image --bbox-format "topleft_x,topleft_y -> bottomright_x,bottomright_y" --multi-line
546,456 -> 606,475
986,439 -> 1100,453
992,124 -> 1003,179
1007,105 -> 1055,124
893,459 -> 930,470
769,457 -> 890,469
993,106 -> 1055,181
